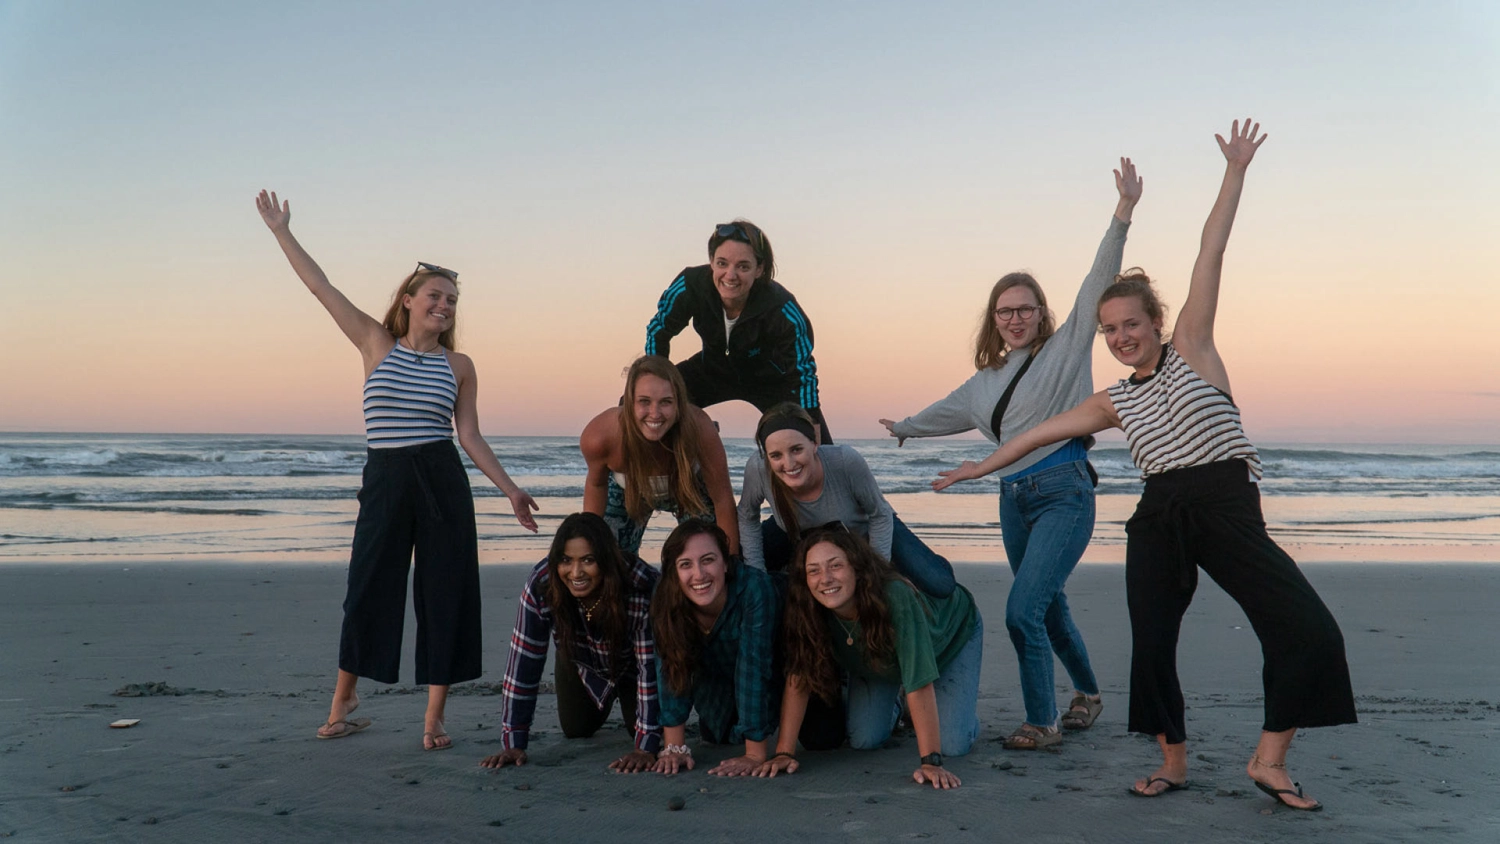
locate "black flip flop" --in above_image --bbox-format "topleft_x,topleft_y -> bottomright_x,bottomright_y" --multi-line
1253,779 -> 1323,811
1128,776 -> 1189,797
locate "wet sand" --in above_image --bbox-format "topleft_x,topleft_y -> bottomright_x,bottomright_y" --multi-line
1,561 -> 1497,842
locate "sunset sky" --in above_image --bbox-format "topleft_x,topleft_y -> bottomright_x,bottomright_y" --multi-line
3,1 -> 1496,442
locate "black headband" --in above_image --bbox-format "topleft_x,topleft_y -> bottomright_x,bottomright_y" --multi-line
756,416 -> 817,450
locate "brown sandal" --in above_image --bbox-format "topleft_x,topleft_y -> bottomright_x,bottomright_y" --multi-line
1059,693 -> 1103,731
1002,723 -> 1062,750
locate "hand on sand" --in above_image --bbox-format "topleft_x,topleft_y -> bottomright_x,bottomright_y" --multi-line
479,748 -> 527,769
255,190 -> 290,232
608,749 -> 656,774
509,489 -> 540,532
653,750 -> 694,775
1217,118 -> 1267,169
913,764 -> 961,789
708,755 -> 765,777
877,419 -> 906,447
750,755 -> 799,778
932,461 -> 981,492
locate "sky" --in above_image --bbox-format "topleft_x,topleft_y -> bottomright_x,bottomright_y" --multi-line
2,1 -> 1497,442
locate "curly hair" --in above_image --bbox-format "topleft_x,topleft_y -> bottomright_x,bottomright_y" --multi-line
782,528 -> 900,704
650,520 -> 733,697
618,355 -> 710,523
974,272 -> 1054,370
1097,267 -> 1170,337
544,513 -> 635,682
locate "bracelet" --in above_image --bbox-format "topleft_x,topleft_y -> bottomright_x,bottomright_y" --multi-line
772,751 -> 796,760
657,744 -> 692,759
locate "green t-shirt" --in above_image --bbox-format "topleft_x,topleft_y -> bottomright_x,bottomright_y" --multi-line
827,580 -> 978,691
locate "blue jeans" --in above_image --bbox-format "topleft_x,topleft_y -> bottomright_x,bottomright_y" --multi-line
999,460 -> 1100,726
760,516 -> 956,598
845,614 -> 983,757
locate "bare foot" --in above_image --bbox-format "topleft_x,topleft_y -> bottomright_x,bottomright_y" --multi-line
1248,753 -> 1320,810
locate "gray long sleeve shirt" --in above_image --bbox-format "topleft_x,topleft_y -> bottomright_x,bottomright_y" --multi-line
890,215 -> 1130,477
737,445 -> 894,570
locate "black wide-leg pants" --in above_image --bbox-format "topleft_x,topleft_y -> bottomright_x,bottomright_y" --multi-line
339,439 -> 481,686
1124,460 -> 1357,744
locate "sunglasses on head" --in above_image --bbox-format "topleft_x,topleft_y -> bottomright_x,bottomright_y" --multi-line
714,222 -> 762,250
416,261 -> 459,281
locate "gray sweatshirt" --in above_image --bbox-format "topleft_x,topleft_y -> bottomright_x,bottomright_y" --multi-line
890,216 -> 1129,476
738,445 -> 894,570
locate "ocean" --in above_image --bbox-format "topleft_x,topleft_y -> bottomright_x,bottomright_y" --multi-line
3,433 -> 1498,564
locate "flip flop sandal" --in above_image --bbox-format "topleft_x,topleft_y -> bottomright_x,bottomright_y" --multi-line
424,731 -> 452,751
1001,723 -> 1062,750
1254,779 -> 1323,811
1059,693 -> 1103,730
316,717 -> 372,740
1128,776 -> 1189,797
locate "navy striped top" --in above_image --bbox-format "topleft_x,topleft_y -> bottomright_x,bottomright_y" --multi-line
362,343 -> 457,448
1107,343 -> 1262,480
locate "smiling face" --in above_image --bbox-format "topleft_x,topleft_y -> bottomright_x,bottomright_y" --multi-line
1099,295 -> 1164,374
763,428 -> 823,499
992,284 -> 1043,351
631,373 -> 679,442
556,536 -> 602,601
401,275 -> 458,337
711,240 -> 760,317
804,540 -> 858,619
674,532 -> 728,616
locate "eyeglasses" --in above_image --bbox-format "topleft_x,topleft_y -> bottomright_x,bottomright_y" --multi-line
416,261 -> 459,281
994,305 -> 1040,322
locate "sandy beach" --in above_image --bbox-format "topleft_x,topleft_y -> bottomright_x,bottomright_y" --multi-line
2,560 -> 1497,843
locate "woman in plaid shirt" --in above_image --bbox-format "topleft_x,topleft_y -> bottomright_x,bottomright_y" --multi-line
480,513 -> 662,772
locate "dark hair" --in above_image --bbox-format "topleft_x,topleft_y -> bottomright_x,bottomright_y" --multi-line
544,513 -> 634,680
753,403 -> 820,545
974,272 -> 1054,370
382,270 -> 459,350
650,520 -> 733,696
1097,268 -> 1169,336
618,356 -> 710,523
707,219 -> 776,283
783,528 -> 900,704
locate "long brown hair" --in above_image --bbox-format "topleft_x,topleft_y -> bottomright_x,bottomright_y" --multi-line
973,272 -> 1054,370
545,513 -> 635,680
753,402 -> 820,545
381,269 -> 459,350
618,356 -> 709,522
650,521 -> 733,696
783,528 -> 900,704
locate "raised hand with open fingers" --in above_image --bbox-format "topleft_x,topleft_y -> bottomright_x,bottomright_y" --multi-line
255,190 -> 290,232
1114,157 -> 1143,205
1216,118 -> 1267,169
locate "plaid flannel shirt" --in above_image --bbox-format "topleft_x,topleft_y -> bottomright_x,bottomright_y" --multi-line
657,562 -> 781,744
500,555 -> 662,752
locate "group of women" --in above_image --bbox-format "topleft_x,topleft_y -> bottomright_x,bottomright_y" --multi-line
258,118 -> 1356,809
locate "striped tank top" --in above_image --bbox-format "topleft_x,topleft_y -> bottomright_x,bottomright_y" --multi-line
362,343 -> 457,449
1106,343 -> 1262,480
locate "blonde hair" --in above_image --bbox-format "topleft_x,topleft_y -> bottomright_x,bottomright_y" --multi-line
974,272 -> 1054,370
381,270 -> 459,350
618,356 -> 710,522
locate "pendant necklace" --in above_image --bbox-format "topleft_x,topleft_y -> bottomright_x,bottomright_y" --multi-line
836,617 -> 857,646
406,337 -> 442,364
581,596 -> 603,623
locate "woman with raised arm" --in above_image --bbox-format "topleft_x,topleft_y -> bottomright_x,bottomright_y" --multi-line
644,219 -> 833,443
752,528 -> 982,790
481,513 -> 660,773
933,120 -> 1356,810
255,190 -> 539,751
650,521 -> 781,777
881,160 -> 1141,750
580,355 -> 739,558
739,403 -> 955,598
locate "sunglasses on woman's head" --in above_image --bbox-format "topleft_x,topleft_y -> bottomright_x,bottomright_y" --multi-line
416,261 -> 459,281
714,223 -> 763,250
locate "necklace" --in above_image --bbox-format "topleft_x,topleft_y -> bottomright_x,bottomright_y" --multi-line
404,337 -> 443,363
836,616 -> 857,646
581,596 -> 603,623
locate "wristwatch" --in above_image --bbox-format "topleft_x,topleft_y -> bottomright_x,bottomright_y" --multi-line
919,752 -> 943,767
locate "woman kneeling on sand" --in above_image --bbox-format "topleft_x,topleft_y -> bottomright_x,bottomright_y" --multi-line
256,191 -> 538,751
755,529 -> 983,790
580,356 -> 738,557
932,120 -> 1356,809
650,521 -> 782,776
481,513 -> 661,772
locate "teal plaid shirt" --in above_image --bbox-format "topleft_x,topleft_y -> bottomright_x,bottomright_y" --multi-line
657,562 -> 781,744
